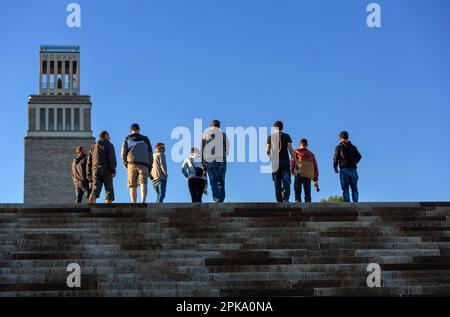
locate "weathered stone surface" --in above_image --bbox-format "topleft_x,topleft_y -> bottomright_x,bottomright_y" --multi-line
24,137 -> 94,204
1,203 -> 450,297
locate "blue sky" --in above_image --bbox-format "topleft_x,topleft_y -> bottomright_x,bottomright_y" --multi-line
0,0 -> 449,203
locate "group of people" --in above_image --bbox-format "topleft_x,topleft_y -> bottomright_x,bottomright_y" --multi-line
265,121 -> 362,203
71,120 -> 362,204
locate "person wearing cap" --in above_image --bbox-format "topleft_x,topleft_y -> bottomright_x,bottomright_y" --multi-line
71,146 -> 91,203
333,131 -> 362,202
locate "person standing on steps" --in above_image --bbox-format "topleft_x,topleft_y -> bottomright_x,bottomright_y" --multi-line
182,147 -> 208,203
151,143 -> 168,203
121,123 -> 153,204
290,138 -> 320,203
71,146 -> 91,203
333,131 -> 362,202
88,131 -> 117,204
201,120 -> 229,203
266,121 -> 300,203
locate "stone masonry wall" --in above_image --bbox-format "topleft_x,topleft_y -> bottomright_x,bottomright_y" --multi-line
24,137 -> 94,204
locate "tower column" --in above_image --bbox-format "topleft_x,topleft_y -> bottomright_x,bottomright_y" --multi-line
71,108 -> 75,131
45,108 -> 49,131
54,57 -> 59,95
39,59 -> 42,94
80,108 -> 84,131
36,107 -> 40,131
69,59 -> 73,95
46,59 -> 50,96
61,59 -> 66,95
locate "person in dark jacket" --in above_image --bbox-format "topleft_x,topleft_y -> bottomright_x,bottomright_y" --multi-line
333,131 -> 362,202
88,131 -> 117,203
72,146 -> 91,203
121,123 -> 153,203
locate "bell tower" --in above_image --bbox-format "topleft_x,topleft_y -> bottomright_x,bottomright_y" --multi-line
24,45 -> 95,204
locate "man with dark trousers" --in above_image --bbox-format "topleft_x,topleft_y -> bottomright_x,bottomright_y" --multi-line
88,131 -> 117,204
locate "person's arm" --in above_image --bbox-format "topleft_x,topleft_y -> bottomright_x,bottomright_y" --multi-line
288,143 -> 299,168
266,135 -> 271,158
71,160 -> 77,184
146,137 -> 153,170
224,133 -> 230,159
81,158 -> 88,180
181,159 -> 189,178
87,150 -> 92,181
121,138 -> 128,168
333,145 -> 340,173
161,153 -> 168,178
109,143 -> 117,176
201,136 -> 206,166
313,154 -> 319,183
354,146 -> 362,164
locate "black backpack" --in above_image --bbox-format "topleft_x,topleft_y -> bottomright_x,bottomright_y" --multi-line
191,159 -> 205,177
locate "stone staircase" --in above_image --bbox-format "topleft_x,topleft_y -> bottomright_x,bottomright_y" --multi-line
1,202 -> 450,297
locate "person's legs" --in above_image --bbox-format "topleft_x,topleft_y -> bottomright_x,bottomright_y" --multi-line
140,184 -> 148,203
349,169 -> 359,202
188,178 -> 197,202
216,162 -> 226,202
103,169 -> 115,203
197,178 -> 206,203
281,167 -> 291,202
158,179 -> 167,203
294,175 -> 302,202
85,185 -> 92,203
340,168 -> 351,202
207,162 -> 220,202
129,188 -> 137,203
302,177 -> 312,202
76,187 -> 83,204
189,178 -> 203,202
272,170 -> 283,202
153,179 -> 161,202
137,166 -> 149,203
89,168 -> 103,203
127,165 -> 138,203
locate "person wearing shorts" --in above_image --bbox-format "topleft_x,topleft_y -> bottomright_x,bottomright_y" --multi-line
121,123 -> 153,203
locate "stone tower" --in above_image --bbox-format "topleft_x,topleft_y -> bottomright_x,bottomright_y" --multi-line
24,45 -> 94,204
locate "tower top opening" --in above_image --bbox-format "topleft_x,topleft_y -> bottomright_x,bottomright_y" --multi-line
39,44 -> 80,96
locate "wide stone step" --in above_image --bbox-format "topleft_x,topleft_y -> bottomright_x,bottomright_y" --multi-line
2,203 -> 450,297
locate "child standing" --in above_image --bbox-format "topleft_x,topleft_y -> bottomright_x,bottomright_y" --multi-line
151,143 -> 168,203
182,148 -> 207,202
290,138 -> 319,202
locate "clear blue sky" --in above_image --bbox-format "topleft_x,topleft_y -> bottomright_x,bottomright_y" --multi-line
1,0 -> 449,203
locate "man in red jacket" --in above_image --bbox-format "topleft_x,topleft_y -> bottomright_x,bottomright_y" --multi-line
290,138 -> 319,202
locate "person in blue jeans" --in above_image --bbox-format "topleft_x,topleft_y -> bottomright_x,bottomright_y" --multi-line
266,121 -> 300,203
150,143 -> 168,203
202,120 -> 229,203
333,131 -> 362,202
